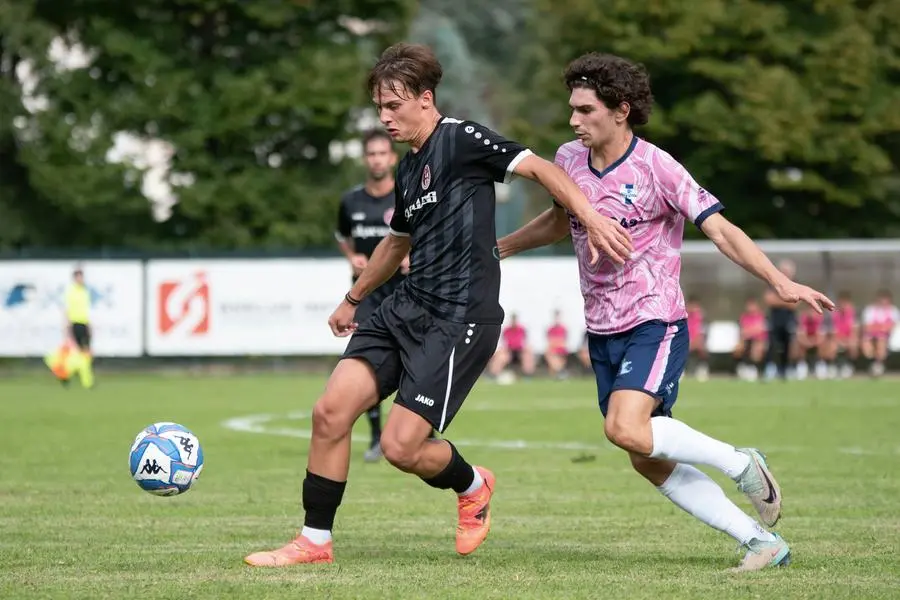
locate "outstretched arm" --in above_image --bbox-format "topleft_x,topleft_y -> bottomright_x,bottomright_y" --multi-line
700,213 -> 834,313
497,204 -> 570,260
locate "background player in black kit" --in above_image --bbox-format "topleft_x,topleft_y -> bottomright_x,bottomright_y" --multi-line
764,259 -> 800,380
245,42 -> 632,568
335,129 -> 409,462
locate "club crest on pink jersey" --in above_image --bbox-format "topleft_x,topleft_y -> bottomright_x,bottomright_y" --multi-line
620,183 -> 637,206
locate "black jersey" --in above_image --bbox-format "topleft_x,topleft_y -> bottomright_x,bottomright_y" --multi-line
388,117 -> 532,324
335,186 -> 395,258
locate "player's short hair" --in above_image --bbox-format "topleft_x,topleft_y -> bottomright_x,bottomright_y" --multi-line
362,129 -> 393,152
838,290 -> 852,301
876,289 -> 892,300
564,53 -> 653,126
367,43 -> 443,100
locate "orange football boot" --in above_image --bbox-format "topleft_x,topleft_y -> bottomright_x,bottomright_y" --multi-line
455,466 -> 496,556
244,534 -> 333,567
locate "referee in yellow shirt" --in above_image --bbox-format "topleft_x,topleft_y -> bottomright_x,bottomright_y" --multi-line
65,268 -> 94,389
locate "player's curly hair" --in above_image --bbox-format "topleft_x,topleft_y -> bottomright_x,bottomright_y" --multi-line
564,53 -> 653,126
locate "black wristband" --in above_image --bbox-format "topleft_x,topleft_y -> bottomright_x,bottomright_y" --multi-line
345,292 -> 361,306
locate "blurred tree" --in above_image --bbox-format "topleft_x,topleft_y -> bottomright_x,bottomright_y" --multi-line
513,0 -> 900,239
0,0 -> 415,251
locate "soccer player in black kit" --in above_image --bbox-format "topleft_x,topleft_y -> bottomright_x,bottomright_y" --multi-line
334,129 -> 408,462
764,260 -> 800,380
245,42 -> 633,567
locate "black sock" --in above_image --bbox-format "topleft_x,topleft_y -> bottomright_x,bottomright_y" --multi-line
302,470 -> 347,531
421,441 -> 475,494
367,406 -> 381,444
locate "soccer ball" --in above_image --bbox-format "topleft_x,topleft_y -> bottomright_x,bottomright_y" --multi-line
129,422 -> 204,496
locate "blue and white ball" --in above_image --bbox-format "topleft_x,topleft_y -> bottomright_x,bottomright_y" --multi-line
129,422 -> 204,496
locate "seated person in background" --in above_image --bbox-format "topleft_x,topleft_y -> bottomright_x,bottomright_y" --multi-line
796,304 -> 827,380
861,290 -> 900,377
686,296 -> 709,381
488,313 -> 536,380
544,310 -> 570,380
829,291 -> 859,379
734,296 -> 767,381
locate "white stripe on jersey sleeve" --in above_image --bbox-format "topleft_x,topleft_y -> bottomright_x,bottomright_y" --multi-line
334,231 -> 346,243
441,117 -> 464,124
503,149 -> 534,184
389,228 -> 410,237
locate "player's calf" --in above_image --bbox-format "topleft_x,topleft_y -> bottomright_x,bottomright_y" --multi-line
629,452 -> 677,487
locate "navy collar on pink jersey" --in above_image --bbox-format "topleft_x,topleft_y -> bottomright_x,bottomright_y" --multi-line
588,135 -> 639,179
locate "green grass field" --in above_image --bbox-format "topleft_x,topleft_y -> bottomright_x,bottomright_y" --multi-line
1,373 -> 898,599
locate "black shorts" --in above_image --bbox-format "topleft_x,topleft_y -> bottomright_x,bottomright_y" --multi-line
71,323 -> 91,350
342,288 -> 500,433
354,272 -> 406,325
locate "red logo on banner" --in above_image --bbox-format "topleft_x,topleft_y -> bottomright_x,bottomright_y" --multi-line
159,272 -> 210,335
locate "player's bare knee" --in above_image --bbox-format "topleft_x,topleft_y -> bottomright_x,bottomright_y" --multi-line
311,397 -> 353,442
379,434 -> 421,472
604,419 -> 646,454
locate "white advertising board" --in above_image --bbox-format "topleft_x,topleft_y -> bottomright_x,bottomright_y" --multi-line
498,256 -> 587,353
145,257 -> 588,356
0,260 -> 144,357
145,259 -> 354,356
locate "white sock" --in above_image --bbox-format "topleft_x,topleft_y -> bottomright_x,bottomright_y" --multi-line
460,466 -> 483,496
658,464 -> 775,544
649,417 -> 751,480
300,526 -> 332,545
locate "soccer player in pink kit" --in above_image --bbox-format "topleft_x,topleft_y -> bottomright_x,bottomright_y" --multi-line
497,53 -> 834,572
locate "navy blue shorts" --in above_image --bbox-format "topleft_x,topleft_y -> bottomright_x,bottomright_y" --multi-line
588,319 -> 689,418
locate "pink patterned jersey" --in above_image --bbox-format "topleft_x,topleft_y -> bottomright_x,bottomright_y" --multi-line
739,311 -> 767,340
555,137 -> 723,335
686,308 -> 705,339
862,304 -> 900,338
832,306 -> 856,338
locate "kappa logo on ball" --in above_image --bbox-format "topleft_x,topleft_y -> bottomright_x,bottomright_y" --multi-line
421,164 -> 431,190
158,272 -> 210,336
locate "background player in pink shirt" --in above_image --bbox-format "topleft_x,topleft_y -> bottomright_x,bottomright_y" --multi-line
734,296 -> 767,381
497,52 -> 833,572
488,313 -> 536,379
828,291 -> 859,378
685,296 -> 709,381
545,309 -> 570,379
861,290 -> 899,377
